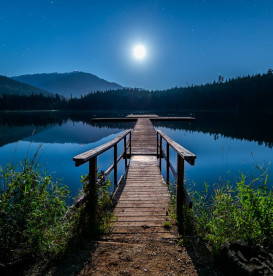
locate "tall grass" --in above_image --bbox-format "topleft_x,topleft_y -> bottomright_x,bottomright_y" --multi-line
0,161 -> 114,270
79,172 -> 114,236
0,161 -> 75,266
191,174 -> 273,252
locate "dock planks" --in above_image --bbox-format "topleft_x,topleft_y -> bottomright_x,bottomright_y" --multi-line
92,116 -> 195,122
110,119 -> 175,240
131,118 -> 157,155
74,114 -> 196,241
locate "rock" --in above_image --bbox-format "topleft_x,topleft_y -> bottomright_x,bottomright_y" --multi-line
217,241 -> 273,275
119,270 -> 131,276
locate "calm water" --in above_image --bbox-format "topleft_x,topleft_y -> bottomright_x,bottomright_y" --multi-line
0,111 -> 272,201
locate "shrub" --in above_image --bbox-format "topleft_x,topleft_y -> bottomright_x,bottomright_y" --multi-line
80,172 -> 114,235
0,158 -> 116,276
191,174 -> 273,252
0,161 -> 72,265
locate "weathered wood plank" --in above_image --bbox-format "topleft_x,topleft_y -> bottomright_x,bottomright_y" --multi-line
157,129 -> 196,165
111,226 -> 173,234
73,129 -> 131,166
73,115 -> 196,241
111,150 -> 172,238
131,119 -> 157,155
92,116 -> 195,122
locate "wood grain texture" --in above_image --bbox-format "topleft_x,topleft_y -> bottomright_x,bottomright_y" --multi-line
131,119 -> 157,155
73,129 -> 131,166
111,118 -> 175,239
73,116 -> 196,241
91,116 -> 195,122
157,129 -> 196,165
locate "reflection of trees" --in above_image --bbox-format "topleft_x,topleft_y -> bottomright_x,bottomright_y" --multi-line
0,125 -> 48,147
0,111 -> 135,146
153,112 -> 273,148
0,111 -> 272,148
88,121 -> 134,130
0,111 -> 68,126
87,112 -> 273,148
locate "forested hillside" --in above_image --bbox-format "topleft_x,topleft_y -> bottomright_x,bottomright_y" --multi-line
0,75 -> 51,96
1,72 -> 273,112
13,71 -> 123,97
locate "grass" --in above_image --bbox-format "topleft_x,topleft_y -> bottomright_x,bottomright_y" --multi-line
0,161 -> 74,266
0,161 -> 114,271
190,173 -> 273,252
167,172 -> 273,254
80,172 -> 114,235
163,221 -> 172,229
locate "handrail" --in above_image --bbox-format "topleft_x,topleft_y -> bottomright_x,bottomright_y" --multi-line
156,130 -> 196,165
156,129 -> 196,217
73,129 -> 132,166
72,129 -> 132,211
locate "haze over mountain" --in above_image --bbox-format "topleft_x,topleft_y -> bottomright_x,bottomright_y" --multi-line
0,75 -> 51,96
13,71 -> 123,98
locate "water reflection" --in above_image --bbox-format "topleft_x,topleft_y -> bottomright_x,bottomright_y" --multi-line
0,112 -> 134,202
154,112 -> 273,148
0,111 -> 272,201
0,111 -> 132,147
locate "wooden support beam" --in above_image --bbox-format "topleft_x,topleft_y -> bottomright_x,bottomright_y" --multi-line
129,131 -> 132,156
89,156 -> 97,190
156,130 -> 196,165
166,143 -> 170,185
176,154 -> 184,226
159,135 -> 162,171
73,129 -> 131,166
124,136 -> 127,168
114,144 -> 118,188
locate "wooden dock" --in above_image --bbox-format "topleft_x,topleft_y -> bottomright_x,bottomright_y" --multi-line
73,115 -> 196,240
91,115 -> 195,122
131,118 -> 157,155
113,155 -> 171,239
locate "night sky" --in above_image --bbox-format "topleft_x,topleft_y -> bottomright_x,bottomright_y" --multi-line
1,0 -> 273,89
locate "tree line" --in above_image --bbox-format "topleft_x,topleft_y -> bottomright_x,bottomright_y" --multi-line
1,72 -> 272,112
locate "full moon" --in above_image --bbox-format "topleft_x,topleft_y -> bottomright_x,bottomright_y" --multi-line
132,44 -> 147,61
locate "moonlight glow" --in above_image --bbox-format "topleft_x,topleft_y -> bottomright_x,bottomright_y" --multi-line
132,44 -> 147,61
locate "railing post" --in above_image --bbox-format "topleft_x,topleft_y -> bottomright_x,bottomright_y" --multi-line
114,144 -> 118,188
124,136 -> 127,168
156,132 -> 159,158
83,156 -> 97,234
159,135 -> 162,171
129,131 -> 132,156
176,154 -> 184,228
89,156 -> 97,189
166,143 -> 170,185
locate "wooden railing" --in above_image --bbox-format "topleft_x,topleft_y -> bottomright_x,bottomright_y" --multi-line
72,127 -> 196,229
73,129 -> 132,205
156,130 -> 196,223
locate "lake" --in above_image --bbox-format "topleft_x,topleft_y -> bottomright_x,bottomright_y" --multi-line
0,111 -> 272,202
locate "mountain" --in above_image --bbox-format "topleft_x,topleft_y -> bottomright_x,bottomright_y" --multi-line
12,71 -> 123,97
0,75 -> 51,96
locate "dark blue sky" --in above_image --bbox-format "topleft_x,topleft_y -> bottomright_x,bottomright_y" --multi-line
1,0 -> 273,89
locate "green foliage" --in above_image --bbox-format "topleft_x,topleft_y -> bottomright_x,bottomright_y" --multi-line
0,161 -> 73,264
191,174 -> 273,252
95,173 -> 115,234
1,71 -> 273,112
167,194 -> 177,222
163,221 -> 172,229
80,172 -> 114,235
0,161 -> 115,271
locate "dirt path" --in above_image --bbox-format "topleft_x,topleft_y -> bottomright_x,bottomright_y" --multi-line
39,230 -> 217,276
78,238 -> 198,276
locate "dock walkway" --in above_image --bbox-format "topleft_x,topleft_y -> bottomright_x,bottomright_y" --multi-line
73,115 -> 196,240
